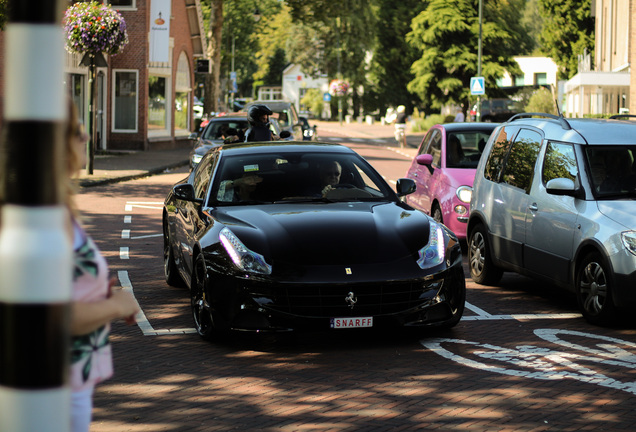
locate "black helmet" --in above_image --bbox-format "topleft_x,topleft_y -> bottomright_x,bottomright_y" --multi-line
247,104 -> 273,128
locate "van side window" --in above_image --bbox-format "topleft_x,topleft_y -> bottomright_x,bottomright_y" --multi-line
501,129 -> 542,193
543,142 -> 578,184
484,127 -> 514,182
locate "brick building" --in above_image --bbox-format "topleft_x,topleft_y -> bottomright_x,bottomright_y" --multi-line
1,0 -> 207,151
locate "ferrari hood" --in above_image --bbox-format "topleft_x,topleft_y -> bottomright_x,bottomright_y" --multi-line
211,202 -> 431,265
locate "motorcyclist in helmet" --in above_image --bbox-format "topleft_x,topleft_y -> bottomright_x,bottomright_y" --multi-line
245,104 -> 277,142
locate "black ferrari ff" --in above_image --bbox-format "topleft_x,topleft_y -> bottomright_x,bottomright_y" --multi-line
163,141 -> 465,340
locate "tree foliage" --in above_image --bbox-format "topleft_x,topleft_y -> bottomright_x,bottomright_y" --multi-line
286,0 -> 376,117
538,0 -> 594,80
406,0 -> 533,113
525,87 -> 557,114
364,0 -> 425,114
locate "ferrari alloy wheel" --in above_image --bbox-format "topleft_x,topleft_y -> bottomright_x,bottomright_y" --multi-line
163,218 -> 184,287
191,254 -> 216,340
576,252 -> 617,325
468,224 -> 502,285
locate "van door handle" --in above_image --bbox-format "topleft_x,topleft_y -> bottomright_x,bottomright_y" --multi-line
528,203 -> 538,212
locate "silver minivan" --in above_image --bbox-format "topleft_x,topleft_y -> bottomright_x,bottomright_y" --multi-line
467,113 -> 636,325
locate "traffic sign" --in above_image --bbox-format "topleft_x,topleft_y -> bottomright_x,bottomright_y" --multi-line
470,77 -> 485,95
323,92 -> 332,102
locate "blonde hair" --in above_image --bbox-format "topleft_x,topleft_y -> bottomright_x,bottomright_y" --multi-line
65,99 -> 83,219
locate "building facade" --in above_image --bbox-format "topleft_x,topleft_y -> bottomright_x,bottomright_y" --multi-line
564,0 -> 632,116
0,0 -> 207,151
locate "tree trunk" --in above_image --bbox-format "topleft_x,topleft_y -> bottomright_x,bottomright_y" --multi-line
205,0 -> 223,114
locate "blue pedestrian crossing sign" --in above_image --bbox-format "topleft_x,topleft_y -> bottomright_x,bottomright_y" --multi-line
470,77 -> 485,95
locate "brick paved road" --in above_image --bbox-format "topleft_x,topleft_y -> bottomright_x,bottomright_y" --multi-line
77,138 -> 636,432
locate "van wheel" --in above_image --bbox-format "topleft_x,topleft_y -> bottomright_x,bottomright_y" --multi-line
468,224 -> 503,285
576,252 -> 617,325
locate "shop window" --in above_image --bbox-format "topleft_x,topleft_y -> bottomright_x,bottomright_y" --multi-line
113,70 -> 138,132
149,76 -> 167,130
69,73 -> 85,121
175,93 -> 188,130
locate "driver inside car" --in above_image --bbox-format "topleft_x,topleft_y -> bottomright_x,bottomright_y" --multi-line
318,161 -> 342,197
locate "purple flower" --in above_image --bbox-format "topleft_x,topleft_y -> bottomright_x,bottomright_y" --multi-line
63,1 -> 129,55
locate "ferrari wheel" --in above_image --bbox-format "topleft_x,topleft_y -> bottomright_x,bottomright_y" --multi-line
163,218 -> 184,287
191,254 -> 217,340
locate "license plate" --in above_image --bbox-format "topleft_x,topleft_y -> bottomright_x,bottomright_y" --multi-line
330,317 -> 373,329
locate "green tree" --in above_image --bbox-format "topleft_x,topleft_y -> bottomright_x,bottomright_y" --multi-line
406,0 -> 533,113
525,87 -> 557,114
0,0 -> 8,31
286,0 -> 376,119
538,0 -> 594,80
301,88 -> 325,118
521,0 -> 544,55
364,0 -> 425,115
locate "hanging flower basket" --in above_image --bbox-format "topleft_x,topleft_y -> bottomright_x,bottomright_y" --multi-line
329,79 -> 350,97
64,1 -> 129,56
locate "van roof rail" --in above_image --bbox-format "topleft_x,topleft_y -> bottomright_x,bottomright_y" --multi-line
508,112 -> 572,131
609,114 -> 636,120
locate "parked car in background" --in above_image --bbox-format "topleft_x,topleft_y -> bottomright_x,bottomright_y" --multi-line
243,100 -> 304,140
470,98 -> 522,122
163,141 -> 466,340
405,122 -> 499,240
468,113 -> 636,325
299,116 -> 317,141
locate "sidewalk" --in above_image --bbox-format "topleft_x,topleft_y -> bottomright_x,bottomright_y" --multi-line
77,120 -> 423,187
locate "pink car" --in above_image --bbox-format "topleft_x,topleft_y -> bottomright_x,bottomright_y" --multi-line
405,122 -> 498,240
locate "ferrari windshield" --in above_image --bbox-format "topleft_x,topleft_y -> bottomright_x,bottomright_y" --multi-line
208,151 -> 395,204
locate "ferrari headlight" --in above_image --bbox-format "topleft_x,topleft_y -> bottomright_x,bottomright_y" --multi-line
456,186 -> 472,203
417,220 -> 445,269
219,227 -> 272,275
621,231 -> 636,256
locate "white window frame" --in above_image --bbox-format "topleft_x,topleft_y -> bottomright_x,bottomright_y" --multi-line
107,0 -> 136,10
112,69 -> 139,133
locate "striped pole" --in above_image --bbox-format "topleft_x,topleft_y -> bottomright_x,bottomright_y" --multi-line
0,1 -> 72,432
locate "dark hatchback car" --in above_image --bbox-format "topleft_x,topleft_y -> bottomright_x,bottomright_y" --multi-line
189,115 -> 249,168
163,141 -> 466,340
470,98 -> 522,123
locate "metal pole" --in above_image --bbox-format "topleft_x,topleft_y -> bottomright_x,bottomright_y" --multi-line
0,1 -> 72,431
231,36 -> 235,111
87,59 -> 96,174
477,0 -> 483,121
337,16 -> 343,126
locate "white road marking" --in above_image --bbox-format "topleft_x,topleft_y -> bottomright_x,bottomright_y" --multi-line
117,270 -> 197,336
422,329 -> 636,395
121,229 -> 130,239
125,201 -> 163,211
120,247 -> 129,259
124,215 -> 132,223
463,301 -> 580,321
130,233 -> 163,240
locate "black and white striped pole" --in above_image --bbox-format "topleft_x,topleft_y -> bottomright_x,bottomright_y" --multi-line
0,1 -> 72,431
